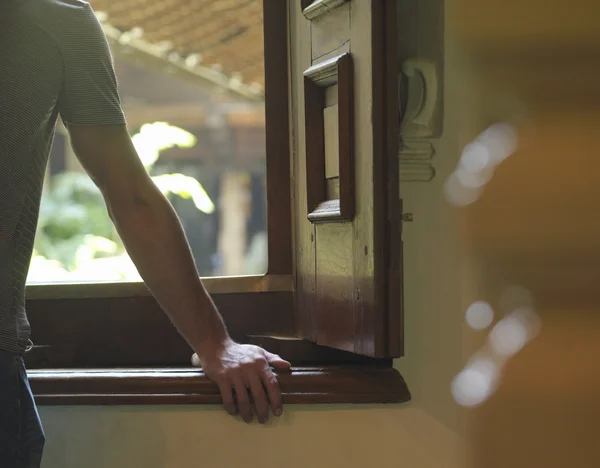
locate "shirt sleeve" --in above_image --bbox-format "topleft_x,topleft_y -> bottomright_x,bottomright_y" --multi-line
58,2 -> 126,126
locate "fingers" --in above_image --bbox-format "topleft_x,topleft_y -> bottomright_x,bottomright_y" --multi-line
218,383 -> 237,417
200,345 -> 288,423
262,350 -> 287,417
261,367 -> 283,417
247,372 -> 270,424
264,351 -> 291,371
233,359 -> 280,424
232,378 -> 253,423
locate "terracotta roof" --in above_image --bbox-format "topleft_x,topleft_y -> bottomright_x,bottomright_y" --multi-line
89,0 -> 265,99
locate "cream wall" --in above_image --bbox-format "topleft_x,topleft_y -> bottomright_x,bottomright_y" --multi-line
38,139 -> 469,467
38,3 -> 472,467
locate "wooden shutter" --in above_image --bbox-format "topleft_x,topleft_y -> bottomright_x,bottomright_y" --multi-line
290,0 -> 402,358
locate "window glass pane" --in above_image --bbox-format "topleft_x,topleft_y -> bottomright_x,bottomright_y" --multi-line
27,1 -> 267,284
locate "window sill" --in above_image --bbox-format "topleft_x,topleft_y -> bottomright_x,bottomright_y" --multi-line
28,366 -> 411,405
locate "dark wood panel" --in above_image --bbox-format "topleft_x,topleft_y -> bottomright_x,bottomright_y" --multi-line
292,1 -> 402,358
25,291 -> 294,369
264,0 -> 293,275
304,73 -> 327,214
349,0 -> 401,357
337,52 -> 355,219
293,0 -> 318,342
304,53 -> 354,223
382,0 -> 403,356
29,365 -> 411,405
247,336 -> 390,365
315,224 -> 355,352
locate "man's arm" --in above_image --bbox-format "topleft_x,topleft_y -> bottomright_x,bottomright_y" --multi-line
68,124 -> 290,423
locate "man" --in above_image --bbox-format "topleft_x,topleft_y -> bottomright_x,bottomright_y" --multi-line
0,0 -> 290,466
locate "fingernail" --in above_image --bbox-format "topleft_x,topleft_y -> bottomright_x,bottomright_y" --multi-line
275,408 -> 283,417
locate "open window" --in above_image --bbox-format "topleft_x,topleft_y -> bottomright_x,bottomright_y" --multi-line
27,0 -> 409,405
293,0 -> 403,358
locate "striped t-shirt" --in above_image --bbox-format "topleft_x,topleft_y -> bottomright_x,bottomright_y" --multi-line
0,0 -> 125,354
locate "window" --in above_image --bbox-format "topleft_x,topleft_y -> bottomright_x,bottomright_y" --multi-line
27,0 -> 409,405
30,2 -> 270,284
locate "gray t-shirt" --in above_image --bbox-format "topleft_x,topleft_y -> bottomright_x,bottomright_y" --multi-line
0,0 -> 125,354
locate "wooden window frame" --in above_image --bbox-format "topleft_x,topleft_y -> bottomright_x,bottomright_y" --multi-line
304,53 -> 355,223
25,0 -> 410,406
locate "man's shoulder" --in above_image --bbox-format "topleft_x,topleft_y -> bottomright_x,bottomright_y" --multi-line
17,0 -> 97,43
20,0 -> 93,26
27,0 -> 90,11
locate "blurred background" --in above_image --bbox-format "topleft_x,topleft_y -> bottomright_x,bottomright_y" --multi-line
448,1 -> 600,466
27,0 -> 268,284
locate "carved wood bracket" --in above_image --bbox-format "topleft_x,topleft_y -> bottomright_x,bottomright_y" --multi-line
399,58 -> 441,182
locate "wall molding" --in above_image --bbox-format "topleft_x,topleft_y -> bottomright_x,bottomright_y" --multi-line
400,58 -> 441,138
399,139 -> 436,182
398,58 -> 441,182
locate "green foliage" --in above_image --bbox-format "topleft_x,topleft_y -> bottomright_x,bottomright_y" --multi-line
35,172 -> 119,271
29,123 -> 213,282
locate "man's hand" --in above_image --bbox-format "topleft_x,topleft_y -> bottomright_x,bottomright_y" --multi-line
192,341 -> 291,424
68,125 -> 291,423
